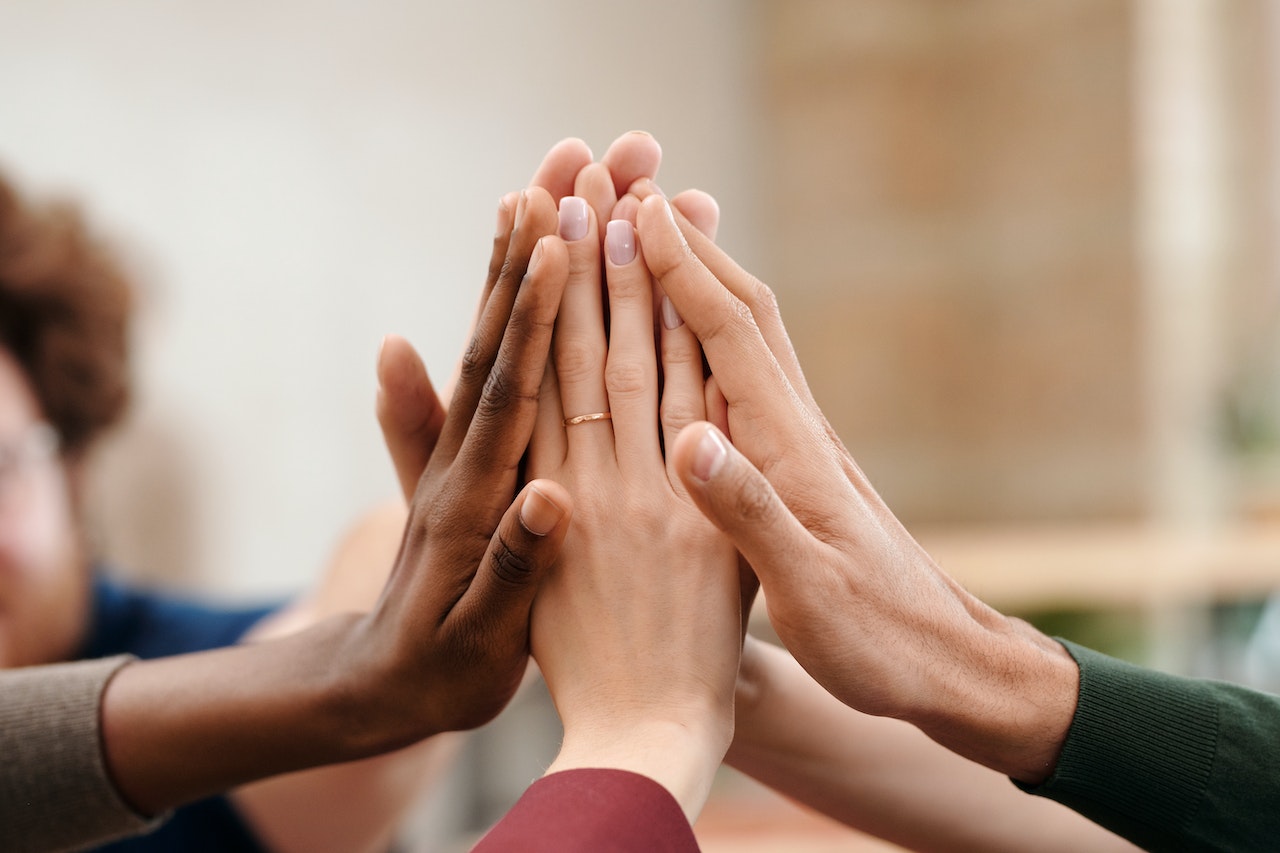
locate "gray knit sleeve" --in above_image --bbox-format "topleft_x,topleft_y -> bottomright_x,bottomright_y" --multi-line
0,656 -> 164,852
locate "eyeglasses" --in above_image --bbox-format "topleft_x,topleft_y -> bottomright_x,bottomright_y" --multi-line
0,422 -> 60,510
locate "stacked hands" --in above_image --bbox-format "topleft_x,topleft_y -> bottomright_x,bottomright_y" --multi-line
366,131 -> 746,812
93,131 -> 1139,853
362,128 -> 1084,826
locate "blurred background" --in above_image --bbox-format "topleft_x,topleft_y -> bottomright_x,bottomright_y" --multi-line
4,0 -> 1280,850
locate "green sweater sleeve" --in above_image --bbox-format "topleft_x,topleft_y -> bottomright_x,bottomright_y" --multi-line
0,656 -> 163,853
1018,640 -> 1280,852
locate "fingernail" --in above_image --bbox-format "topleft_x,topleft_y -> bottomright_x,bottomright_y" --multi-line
520,486 -> 564,536
526,238 -> 545,277
496,192 -> 516,237
692,427 -> 728,482
513,190 -> 528,232
661,294 -> 683,330
606,219 -> 636,265
558,196 -> 589,242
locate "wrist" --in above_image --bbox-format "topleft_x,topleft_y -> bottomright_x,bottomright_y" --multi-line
903,613 -> 1078,783
548,710 -> 732,823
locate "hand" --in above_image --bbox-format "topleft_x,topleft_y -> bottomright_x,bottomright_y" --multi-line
524,187 -> 741,821
345,187 -> 583,743
99,188 -> 576,817
376,131 -> 667,500
635,188 -> 1079,784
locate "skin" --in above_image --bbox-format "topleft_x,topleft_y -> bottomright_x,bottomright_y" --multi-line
0,132 -> 666,853
374,149 -> 1130,849
0,348 -> 91,671
524,191 -> 742,823
99,182 -> 576,817
627,182 -> 1081,784
730,638 -> 1140,852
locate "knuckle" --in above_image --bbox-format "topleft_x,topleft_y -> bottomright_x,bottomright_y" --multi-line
703,294 -> 756,348
489,533 -> 537,587
660,396 -> 702,431
479,367 -> 537,418
746,278 -> 781,322
459,338 -> 494,389
728,468 -> 778,525
555,338 -> 601,385
604,358 -> 649,401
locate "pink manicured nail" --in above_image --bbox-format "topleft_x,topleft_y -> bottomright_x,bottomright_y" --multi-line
692,427 -> 728,482
520,486 -> 565,536
661,294 -> 683,330
606,219 -> 636,265
559,196 -> 589,242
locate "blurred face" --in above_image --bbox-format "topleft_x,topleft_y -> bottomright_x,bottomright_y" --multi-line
0,348 -> 88,667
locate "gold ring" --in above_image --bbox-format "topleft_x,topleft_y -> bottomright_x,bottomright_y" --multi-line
563,411 -> 612,427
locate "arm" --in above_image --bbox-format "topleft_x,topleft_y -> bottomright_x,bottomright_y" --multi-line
634,183 -> 1280,851
729,638 -> 1140,853
0,187 -> 572,853
217,133 -> 667,853
1018,641 -> 1280,852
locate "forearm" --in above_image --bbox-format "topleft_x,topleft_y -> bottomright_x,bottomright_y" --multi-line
101,614 -> 410,816
729,640 -> 1135,853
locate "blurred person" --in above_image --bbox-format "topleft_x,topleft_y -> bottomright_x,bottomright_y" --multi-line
0,175 -> 577,853
0,131 -> 664,853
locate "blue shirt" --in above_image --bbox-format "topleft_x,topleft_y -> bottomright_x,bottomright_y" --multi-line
77,571 -> 281,853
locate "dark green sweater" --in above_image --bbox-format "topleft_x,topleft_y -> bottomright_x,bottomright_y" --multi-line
1020,640 -> 1280,852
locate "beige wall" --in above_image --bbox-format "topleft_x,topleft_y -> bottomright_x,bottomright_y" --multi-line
0,0 -> 764,596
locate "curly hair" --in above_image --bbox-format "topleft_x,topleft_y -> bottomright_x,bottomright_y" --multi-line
0,173 -> 133,455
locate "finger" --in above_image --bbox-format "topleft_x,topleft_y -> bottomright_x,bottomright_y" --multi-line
636,194 -> 805,460
376,334 -> 445,502
477,191 -> 521,313
574,162 -> 619,244
704,374 -> 730,437
440,188 -> 559,464
671,422 -> 815,594
451,479 -> 572,660
601,130 -> 662,198
611,193 -> 640,228
671,189 -> 720,242
602,218 -> 661,475
553,196 -> 614,460
634,181 -> 815,416
529,138 -> 594,201
656,283 -> 708,488
527,360 -> 567,478
440,192 -> 521,407
459,234 -> 571,479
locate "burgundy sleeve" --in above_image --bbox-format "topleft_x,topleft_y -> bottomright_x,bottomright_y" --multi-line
472,768 -> 700,852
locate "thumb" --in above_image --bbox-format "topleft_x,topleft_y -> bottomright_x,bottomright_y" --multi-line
673,422 -> 812,588
376,333 -> 446,502
461,479 -> 572,633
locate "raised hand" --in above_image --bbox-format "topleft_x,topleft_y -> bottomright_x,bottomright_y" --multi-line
524,190 -> 741,821
635,188 -> 1078,784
